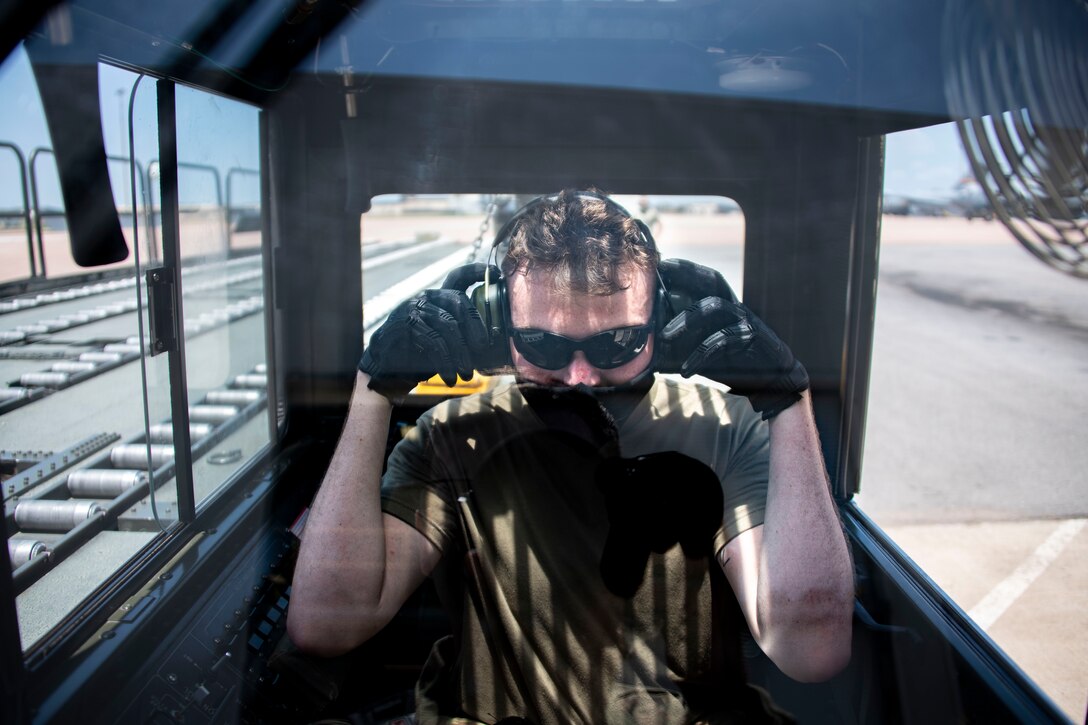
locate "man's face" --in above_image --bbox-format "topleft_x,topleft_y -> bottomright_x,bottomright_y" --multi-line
507,265 -> 655,387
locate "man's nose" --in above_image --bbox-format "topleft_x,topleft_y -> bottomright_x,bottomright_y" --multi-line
559,351 -> 601,386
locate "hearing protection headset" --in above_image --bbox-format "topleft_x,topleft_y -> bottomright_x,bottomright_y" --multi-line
440,191 -> 738,374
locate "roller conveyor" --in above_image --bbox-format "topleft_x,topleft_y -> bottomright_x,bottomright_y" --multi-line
2,257 -> 276,595
2,297 -> 265,412
0,258 -> 264,351
0,256 -> 260,320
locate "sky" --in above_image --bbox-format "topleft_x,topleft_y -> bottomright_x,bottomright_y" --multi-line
0,46 -> 260,212
883,121 -> 970,201
0,43 -> 971,212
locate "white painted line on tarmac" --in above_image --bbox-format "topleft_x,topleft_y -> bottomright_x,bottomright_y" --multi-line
362,246 -> 474,343
362,238 -> 459,270
968,518 -> 1086,631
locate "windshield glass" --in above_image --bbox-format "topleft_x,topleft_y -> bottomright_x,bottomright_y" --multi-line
0,0 -> 1085,723
856,121 -> 1088,721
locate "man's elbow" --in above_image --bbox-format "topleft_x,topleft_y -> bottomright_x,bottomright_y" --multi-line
759,594 -> 854,683
774,625 -> 852,683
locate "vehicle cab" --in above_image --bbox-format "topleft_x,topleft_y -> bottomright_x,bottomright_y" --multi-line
0,0 -> 1084,722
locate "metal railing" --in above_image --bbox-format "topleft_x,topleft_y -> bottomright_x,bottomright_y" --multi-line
0,142 -> 36,278
1,139 -> 260,282
225,166 -> 260,250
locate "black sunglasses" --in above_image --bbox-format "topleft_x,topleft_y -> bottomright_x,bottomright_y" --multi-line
510,323 -> 653,370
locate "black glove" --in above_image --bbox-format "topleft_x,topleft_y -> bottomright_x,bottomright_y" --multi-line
658,258 -> 738,308
359,288 -> 488,399
659,297 -> 809,419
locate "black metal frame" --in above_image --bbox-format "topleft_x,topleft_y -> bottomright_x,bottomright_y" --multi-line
843,503 -> 1070,723
155,79 -> 197,525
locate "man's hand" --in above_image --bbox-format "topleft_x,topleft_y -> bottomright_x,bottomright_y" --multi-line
660,297 -> 809,419
359,288 -> 488,399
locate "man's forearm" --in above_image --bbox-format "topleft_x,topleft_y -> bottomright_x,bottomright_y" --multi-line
757,392 -> 854,681
288,372 -> 394,654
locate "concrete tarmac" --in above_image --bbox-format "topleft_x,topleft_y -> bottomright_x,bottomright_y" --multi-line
855,219 -> 1088,721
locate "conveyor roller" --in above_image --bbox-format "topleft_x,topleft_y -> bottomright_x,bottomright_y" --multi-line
102,343 -> 141,354
20,372 -> 69,387
233,374 -> 267,388
189,405 -> 238,423
14,499 -> 105,532
79,352 -> 123,363
8,538 -> 50,568
205,390 -> 261,405
147,423 -> 213,443
67,469 -> 149,497
110,444 -> 174,469
50,361 -> 97,373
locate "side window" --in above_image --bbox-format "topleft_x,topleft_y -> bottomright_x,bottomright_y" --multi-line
172,83 -> 270,506
857,122 -> 1088,720
102,67 -> 272,516
1,55 -> 272,652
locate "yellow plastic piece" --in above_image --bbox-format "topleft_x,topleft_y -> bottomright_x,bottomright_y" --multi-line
411,371 -> 490,396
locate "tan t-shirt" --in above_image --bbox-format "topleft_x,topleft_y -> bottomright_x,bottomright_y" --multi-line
381,377 -> 779,724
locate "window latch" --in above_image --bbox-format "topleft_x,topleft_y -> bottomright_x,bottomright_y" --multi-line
146,266 -> 177,356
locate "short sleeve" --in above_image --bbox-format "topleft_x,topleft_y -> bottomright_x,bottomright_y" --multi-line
714,399 -> 769,551
380,415 -> 459,554
621,377 -> 770,555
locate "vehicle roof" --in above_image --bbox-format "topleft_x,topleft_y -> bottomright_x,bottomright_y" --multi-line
12,0 -> 1081,129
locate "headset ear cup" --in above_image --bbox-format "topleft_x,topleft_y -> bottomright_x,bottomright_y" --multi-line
496,277 -> 507,339
491,278 -> 508,343
489,278 -> 511,370
655,284 -> 667,330
470,272 -> 511,372
471,283 -> 489,330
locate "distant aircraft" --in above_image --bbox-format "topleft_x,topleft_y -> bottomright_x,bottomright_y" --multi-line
951,175 -> 994,221
883,193 -> 955,217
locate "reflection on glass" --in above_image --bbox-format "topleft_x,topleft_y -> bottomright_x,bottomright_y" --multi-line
2,63 -> 172,651
0,61 -> 271,652
173,85 -> 270,507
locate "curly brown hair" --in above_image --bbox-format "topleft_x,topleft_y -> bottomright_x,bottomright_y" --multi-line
499,189 -> 660,295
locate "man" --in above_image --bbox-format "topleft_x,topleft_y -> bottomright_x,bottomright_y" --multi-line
288,190 -> 854,724
637,196 -> 662,239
